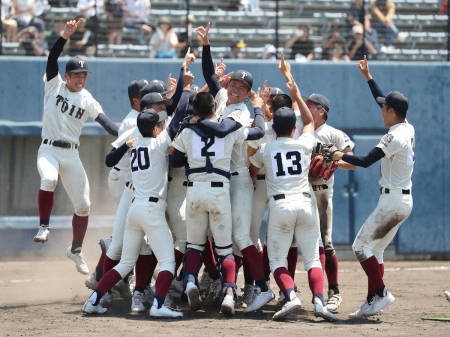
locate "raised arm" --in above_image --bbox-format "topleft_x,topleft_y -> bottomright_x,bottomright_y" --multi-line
246,90 -> 265,140
46,19 -> 83,81
197,23 -> 222,97
358,55 -> 386,108
167,68 -> 194,140
279,53 -> 314,135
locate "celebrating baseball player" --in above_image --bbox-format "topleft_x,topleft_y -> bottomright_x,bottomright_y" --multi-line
249,68 -> 338,322
33,19 -> 118,275
83,108 -> 185,318
195,23 -> 274,311
170,88 -> 265,315
304,91 -> 355,313
329,55 -> 414,318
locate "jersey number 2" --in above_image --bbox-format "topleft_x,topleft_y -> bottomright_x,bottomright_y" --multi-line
130,148 -> 150,171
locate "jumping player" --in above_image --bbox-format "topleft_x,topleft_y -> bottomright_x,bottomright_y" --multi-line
330,55 -> 414,318
33,19 -> 118,275
249,72 -> 338,322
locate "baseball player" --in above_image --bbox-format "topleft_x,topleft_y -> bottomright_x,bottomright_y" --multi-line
85,78 -> 149,293
169,90 -> 265,315
329,55 -> 414,318
195,23 -> 274,311
303,93 -> 355,313
82,109 -> 183,318
33,19 -> 119,275
249,73 -> 338,322
101,68 -> 194,310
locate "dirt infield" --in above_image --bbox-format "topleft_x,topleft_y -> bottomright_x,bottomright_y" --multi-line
1,252 -> 450,337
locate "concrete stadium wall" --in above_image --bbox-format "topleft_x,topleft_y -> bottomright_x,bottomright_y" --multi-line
0,57 -> 449,255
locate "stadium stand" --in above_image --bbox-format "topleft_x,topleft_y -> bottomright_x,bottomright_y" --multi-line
1,0 -> 448,61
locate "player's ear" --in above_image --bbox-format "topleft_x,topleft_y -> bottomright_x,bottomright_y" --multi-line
63,72 -> 70,81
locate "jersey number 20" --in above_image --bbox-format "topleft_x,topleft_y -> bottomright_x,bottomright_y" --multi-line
130,147 -> 150,171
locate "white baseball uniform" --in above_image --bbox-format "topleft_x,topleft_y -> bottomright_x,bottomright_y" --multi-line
113,129 -> 175,278
248,113 -> 304,249
38,73 -> 105,216
172,125 -> 249,257
108,109 -> 139,208
352,121 -> 414,263
309,124 -> 354,255
214,88 -> 254,252
250,133 -> 321,272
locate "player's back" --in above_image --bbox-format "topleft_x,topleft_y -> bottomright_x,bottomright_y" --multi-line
130,130 -> 171,200
263,134 -> 315,197
175,127 -> 248,183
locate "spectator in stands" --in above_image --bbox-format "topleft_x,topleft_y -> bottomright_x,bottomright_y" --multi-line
370,0 -> 399,49
123,0 -> 154,37
321,27 -> 350,62
2,0 -> 18,43
104,0 -> 124,45
15,25 -> 48,56
344,0 -> 371,39
440,0 -> 448,14
347,24 -> 376,61
223,39 -> 247,59
284,24 -> 315,62
228,0 -> 249,11
46,17 -> 68,54
68,16 -> 95,56
177,14 -> 200,58
150,16 -> 178,58
262,44 -> 277,60
77,0 -> 105,30
12,0 -> 46,34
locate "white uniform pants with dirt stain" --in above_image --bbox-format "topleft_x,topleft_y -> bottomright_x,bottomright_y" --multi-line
37,144 -> 90,216
353,193 -> 413,264
267,193 -> 322,273
114,198 -> 175,278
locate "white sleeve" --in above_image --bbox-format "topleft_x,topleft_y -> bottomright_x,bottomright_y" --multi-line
172,130 -> 186,153
44,73 -> 63,96
249,146 -> 264,168
112,128 -> 134,148
376,133 -> 403,158
86,97 -> 104,120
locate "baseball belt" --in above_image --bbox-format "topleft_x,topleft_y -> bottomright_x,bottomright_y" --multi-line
42,139 -> 78,149
312,184 -> 328,191
380,188 -> 410,195
132,196 -> 159,203
273,193 -> 311,200
183,181 -> 224,187
256,175 -> 265,180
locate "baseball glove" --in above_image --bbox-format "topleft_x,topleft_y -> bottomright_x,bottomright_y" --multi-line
174,114 -> 194,140
309,145 -> 339,180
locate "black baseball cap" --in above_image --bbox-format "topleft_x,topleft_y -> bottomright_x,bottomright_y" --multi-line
128,79 -> 149,99
376,91 -> 408,114
230,70 -> 253,91
273,107 -> 296,130
140,82 -> 173,98
270,87 -> 284,96
140,93 -> 173,111
306,93 -> 330,112
65,57 -> 91,73
137,109 -> 168,134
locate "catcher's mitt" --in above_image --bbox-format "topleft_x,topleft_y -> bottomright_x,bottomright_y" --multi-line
309,145 -> 339,180
174,114 -> 194,140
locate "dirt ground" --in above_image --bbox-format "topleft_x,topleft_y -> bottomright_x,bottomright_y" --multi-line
1,244 -> 450,337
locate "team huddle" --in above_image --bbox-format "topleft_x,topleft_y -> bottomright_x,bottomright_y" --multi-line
33,19 -> 415,321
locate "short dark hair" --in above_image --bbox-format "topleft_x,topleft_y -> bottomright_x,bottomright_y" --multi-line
271,94 -> 293,112
192,92 -> 215,118
386,104 -> 407,120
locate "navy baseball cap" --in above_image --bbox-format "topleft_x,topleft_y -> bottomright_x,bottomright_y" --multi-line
140,93 -> 173,111
270,87 -> 284,96
65,57 -> 91,73
306,93 -> 330,112
273,107 -> 296,130
128,79 -> 149,99
230,70 -> 253,91
376,91 -> 408,114
141,82 -> 173,98
137,109 -> 168,134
